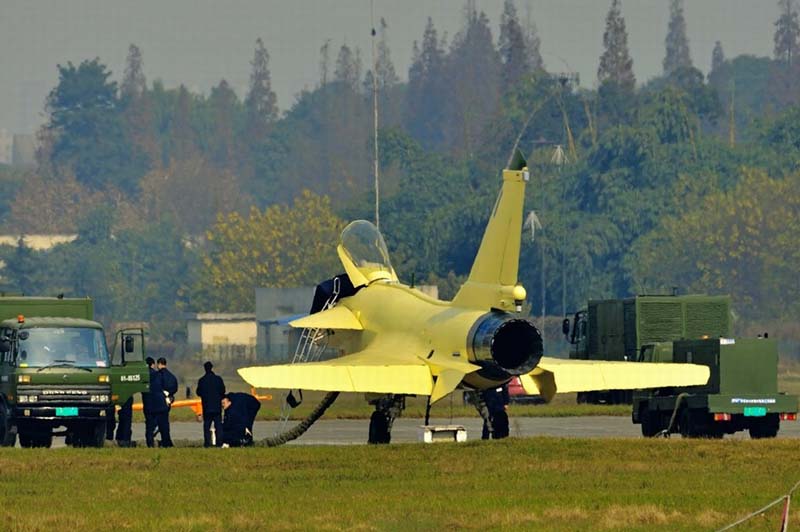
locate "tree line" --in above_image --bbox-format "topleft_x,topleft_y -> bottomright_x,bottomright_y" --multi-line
1,0 -> 800,341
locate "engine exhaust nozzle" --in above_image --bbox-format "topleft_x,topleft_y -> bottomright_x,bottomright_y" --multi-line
469,312 -> 543,376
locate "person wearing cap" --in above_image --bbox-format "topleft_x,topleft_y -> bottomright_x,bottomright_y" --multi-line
156,357 -> 177,448
196,361 -> 226,447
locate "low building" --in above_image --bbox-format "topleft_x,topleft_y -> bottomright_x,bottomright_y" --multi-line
186,312 -> 257,362
0,234 -> 78,250
256,287 -> 314,363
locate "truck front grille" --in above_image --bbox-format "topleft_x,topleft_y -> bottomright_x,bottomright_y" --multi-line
16,384 -> 111,404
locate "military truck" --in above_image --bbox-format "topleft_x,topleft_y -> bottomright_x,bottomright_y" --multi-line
563,294 -> 732,403
0,297 -> 149,447
632,337 -> 798,438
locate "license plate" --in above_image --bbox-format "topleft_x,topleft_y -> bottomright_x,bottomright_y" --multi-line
744,406 -> 767,417
56,407 -> 78,417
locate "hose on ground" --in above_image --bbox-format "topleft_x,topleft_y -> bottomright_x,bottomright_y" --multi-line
657,392 -> 688,438
259,392 -> 340,447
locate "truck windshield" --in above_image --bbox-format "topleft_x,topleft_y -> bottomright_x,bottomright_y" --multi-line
17,327 -> 110,368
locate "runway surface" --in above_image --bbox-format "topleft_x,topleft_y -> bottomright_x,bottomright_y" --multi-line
123,415 -> 800,445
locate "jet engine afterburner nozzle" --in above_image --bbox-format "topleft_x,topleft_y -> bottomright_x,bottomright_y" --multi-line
469,312 -> 543,376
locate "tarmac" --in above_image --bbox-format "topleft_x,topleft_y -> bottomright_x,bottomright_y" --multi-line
120,415 -> 800,445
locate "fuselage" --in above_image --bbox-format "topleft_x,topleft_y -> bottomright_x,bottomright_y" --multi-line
333,280 -> 543,391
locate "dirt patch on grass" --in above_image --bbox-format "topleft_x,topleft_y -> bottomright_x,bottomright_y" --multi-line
599,504 -> 681,529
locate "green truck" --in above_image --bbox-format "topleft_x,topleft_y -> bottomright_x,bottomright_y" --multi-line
0,297 -> 149,447
564,294 -> 732,403
632,337 -> 798,438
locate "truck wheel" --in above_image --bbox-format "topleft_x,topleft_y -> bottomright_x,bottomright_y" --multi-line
640,407 -> 660,437
749,414 -> 779,439
0,404 -> 16,447
679,409 -> 698,438
19,430 -> 52,448
87,421 -> 107,448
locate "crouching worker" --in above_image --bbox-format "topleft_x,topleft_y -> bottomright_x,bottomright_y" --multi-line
221,392 -> 261,447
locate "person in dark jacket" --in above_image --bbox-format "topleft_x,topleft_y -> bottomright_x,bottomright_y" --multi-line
142,357 -> 169,448
114,396 -> 134,447
156,357 -> 178,448
221,392 -> 261,447
196,361 -> 226,447
481,384 -> 510,440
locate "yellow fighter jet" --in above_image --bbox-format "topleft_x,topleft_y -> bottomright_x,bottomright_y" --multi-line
238,153 -> 709,443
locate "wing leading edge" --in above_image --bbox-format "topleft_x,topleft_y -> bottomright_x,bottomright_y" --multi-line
519,357 -> 711,402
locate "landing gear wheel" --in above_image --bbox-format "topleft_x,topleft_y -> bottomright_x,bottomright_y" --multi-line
368,411 -> 390,444
0,404 -> 16,447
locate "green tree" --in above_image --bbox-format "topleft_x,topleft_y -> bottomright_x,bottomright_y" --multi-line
775,0 -> 800,66
208,79 -> 240,169
711,41 -> 725,74
630,169 -> 800,319
406,18 -> 447,146
443,7 -> 502,155
499,0 -> 533,86
334,44 -> 362,91
46,59 -> 144,192
598,0 -> 635,91
195,191 -> 346,311
244,38 -> 278,142
663,0 -> 692,76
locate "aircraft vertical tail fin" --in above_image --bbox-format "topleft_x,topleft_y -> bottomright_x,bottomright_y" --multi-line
452,152 -> 528,310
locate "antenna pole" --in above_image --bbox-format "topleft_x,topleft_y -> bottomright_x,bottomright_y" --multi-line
371,0 -> 380,230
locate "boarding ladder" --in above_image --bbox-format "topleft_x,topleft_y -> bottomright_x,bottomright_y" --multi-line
276,277 -> 342,434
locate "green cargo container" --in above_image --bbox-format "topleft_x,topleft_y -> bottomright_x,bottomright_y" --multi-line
632,338 -> 798,438
0,297 -> 149,448
566,294 -> 732,403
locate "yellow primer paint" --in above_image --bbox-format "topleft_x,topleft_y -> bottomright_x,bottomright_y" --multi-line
288,305 -> 363,330
519,357 -> 711,402
238,161 -> 711,405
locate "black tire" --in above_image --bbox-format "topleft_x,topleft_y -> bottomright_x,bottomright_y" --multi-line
679,409 -> 697,438
368,411 -> 390,444
749,414 -> 779,439
0,403 -> 16,447
71,421 -> 107,448
19,430 -> 52,448
640,407 -> 660,437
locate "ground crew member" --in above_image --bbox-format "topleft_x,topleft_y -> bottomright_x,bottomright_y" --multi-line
114,396 -> 134,447
481,384 -> 510,440
196,361 -> 226,447
142,357 -> 167,448
157,357 -> 177,448
221,392 -> 261,447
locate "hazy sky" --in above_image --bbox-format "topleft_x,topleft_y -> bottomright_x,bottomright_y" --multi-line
0,0 -> 779,133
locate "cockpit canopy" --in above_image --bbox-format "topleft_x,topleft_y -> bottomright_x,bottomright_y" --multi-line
338,220 -> 397,286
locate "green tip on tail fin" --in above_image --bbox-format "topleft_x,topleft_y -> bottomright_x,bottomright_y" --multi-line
507,148 -> 527,171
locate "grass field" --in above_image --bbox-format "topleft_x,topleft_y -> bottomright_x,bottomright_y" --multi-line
0,438 -> 797,531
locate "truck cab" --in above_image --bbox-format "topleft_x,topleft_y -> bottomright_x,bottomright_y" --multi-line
0,297 -> 148,447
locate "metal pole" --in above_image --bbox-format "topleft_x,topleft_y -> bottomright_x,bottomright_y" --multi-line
371,0 -> 380,230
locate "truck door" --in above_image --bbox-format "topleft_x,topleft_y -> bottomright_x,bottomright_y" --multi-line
110,328 -> 149,405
